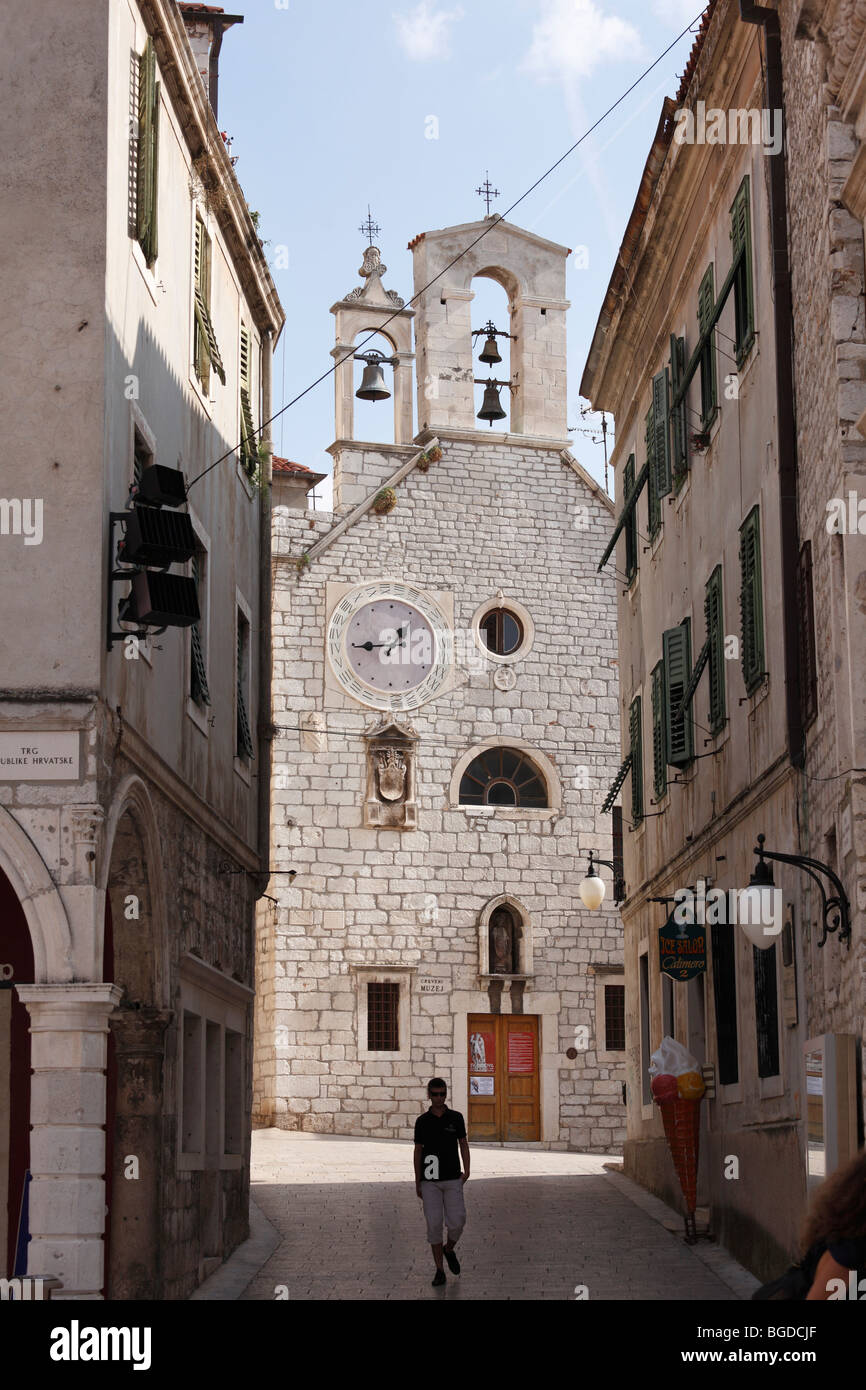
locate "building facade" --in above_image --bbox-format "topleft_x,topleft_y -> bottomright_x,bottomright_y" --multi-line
254,219 -> 627,1152
581,0 -> 864,1282
0,0 -> 283,1297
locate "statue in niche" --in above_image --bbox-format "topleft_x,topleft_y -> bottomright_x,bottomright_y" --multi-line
489,906 -> 518,974
363,720 -> 417,829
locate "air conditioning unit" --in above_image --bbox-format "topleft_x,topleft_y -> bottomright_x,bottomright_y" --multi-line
136,464 -> 188,508
124,571 -> 200,628
121,507 -> 196,567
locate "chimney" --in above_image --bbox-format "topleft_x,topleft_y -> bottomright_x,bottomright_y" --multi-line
176,4 -> 244,121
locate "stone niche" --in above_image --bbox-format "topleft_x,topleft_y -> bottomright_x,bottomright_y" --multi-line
363,719 -> 418,829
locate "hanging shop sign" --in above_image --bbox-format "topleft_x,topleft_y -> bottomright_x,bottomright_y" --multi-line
658,909 -> 707,982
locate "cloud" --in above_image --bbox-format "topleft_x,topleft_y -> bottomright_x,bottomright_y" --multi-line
393,2 -> 464,61
522,0 -> 643,82
652,0 -> 705,26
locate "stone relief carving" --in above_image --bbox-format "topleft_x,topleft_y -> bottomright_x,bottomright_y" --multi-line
363,719 -> 418,828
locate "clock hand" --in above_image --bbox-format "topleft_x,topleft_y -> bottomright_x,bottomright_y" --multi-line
383,625 -> 408,655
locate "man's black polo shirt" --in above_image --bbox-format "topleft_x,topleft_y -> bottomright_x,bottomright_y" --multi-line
414,1106 -> 466,1181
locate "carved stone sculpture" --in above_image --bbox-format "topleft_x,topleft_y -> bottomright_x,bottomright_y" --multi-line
364,719 -> 418,828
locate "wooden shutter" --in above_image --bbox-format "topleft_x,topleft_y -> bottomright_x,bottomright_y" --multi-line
651,660 -> 667,799
796,540 -> 817,727
663,623 -> 694,766
739,506 -> 765,693
597,460 -> 648,572
753,945 -> 780,1079
601,753 -> 632,814
731,176 -> 755,365
236,624 -> 254,758
711,922 -> 739,1085
136,39 -> 159,265
705,565 -> 726,733
669,334 -> 688,486
239,324 -> 257,474
629,697 -> 643,825
611,805 -> 624,902
193,219 -> 226,388
190,551 -> 210,707
652,368 -> 671,502
646,408 -> 660,539
698,264 -> 717,429
623,453 -> 637,581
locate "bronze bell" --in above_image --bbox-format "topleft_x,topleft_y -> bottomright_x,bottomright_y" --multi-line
478,334 -> 502,365
356,353 -> 391,402
477,381 -> 506,426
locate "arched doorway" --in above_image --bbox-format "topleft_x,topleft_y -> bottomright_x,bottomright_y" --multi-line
0,866 -> 34,1277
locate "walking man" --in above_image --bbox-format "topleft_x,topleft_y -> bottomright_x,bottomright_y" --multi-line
414,1078 -> 469,1286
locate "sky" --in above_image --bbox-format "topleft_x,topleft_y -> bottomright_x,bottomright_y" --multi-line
217,0 -> 706,505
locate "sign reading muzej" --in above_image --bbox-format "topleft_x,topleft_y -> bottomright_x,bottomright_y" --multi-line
0,732 -> 80,781
658,909 -> 707,982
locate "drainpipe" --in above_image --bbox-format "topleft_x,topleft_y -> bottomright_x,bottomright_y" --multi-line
258,328 -> 275,884
739,1 -> 803,768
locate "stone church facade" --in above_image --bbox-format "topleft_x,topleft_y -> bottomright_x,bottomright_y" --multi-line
254,218 -> 626,1151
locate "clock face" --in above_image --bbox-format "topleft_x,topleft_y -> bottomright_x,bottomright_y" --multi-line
327,583 -> 453,712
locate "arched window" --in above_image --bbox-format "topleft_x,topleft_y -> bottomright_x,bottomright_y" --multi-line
471,273 -> 512,431
459,747 -> 548,807
489,903 -> 521,974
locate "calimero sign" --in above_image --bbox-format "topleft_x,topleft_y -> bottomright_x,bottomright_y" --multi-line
658,910 -> 707,982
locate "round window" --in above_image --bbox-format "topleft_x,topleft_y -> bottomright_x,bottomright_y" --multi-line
480,609 -> 524,656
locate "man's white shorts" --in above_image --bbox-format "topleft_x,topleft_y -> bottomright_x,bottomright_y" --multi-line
421,1177 -> 466,1246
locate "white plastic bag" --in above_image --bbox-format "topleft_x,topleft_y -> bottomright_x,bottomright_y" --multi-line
648,1035 -> 700,1080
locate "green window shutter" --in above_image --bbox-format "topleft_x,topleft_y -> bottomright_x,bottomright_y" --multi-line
739,507 -> 765,693
236,628 -> 254,759
663,622 -> 694,766
597,460 -> 649,572
623,453 -> 637,581
651,661 -> 667,800
646,408 -> 660,540
601,752 -> 632,814
652,368 -> 671,502
706,565 -> 726,732
669,334 -> 688,488
731,176 -> 755,366
190,551 -> 211,707
629,696 -> 643,826
136,39 -> 159,265
698,264 -> 717,431
193,219 -> 226,388
239,324 -> 257,474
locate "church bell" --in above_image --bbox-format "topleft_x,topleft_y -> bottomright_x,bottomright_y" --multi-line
478,334 -> 502,366
355,352 -> 391,402
477,381 -> 506,425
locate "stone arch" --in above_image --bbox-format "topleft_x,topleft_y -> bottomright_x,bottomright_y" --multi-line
477,894 -> 533,976
0,805 -> 73,982
470,269 -> 514,430
100,776 -> 169,1009
450,739 -> 562,816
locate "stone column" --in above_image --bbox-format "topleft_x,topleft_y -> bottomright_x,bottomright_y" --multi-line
106,1007 -> 172,1299
331,341 -> 355,442
15,982 -> 123,1300
393,351 -> 415,443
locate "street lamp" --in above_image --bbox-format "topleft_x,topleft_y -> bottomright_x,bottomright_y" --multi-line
579,853 -> 625,909
747,834 -> 851,950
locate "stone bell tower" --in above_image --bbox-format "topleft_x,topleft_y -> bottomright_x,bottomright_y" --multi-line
410,218 -> 570,440
329,241 -> 415,512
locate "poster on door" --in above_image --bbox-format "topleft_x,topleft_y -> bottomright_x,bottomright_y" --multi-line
468,1029 -> 495,1074
470,1076 -> 494,1095
508,1030 -> 535,1074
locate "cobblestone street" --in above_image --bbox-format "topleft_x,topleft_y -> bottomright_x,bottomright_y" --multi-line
233,1129 -> 756,1301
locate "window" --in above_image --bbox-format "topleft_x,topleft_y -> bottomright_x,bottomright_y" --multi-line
739,506 -> 765,694
236,609 -> 254,760
698,264 -> 717,430
705,566 -> 726,733
190,547 -> 210,707
646,408 -> 660,540
669,334 -> 688,488
178,958 -> 250,1172
663,621 -> 694,767
651,660 -> 667,800
224,1029 -> 243,1154
193,215 -> 225,393
629,696 -> 643,826
797,540 -> 818,728
711,921 -> 739,1085
133,427 -> 152,491
639,951 -> 652,1105
623,454 -> 638,582
604,984 -> 626,1052
754,945 -> 780,1079
367,982 -> 400,1051
459,747 -> 548,806
662,974 -> 675,1039
611,806 -> 624,901
480,608 -> 524,656
135,38 -> 159,266
239,322 -> 258,476
651,367 -> 671,507
730,176 -> 755,366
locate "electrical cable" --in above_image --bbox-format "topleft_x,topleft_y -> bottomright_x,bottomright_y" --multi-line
186,13 -> 706,492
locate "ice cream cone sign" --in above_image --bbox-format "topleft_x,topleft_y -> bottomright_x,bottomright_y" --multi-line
648,1036 -> 706,1240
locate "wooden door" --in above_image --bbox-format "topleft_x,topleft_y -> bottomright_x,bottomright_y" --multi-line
467,1015 -> 540,1141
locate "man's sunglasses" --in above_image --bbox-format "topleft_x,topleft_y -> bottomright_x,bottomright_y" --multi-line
430,1090 -> 446,1097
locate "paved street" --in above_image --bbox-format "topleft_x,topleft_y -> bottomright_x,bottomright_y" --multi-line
235,1129 -> 754,1301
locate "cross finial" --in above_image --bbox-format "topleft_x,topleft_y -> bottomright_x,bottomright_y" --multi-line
359,205 -> 381,246
475,172 -> 500,216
